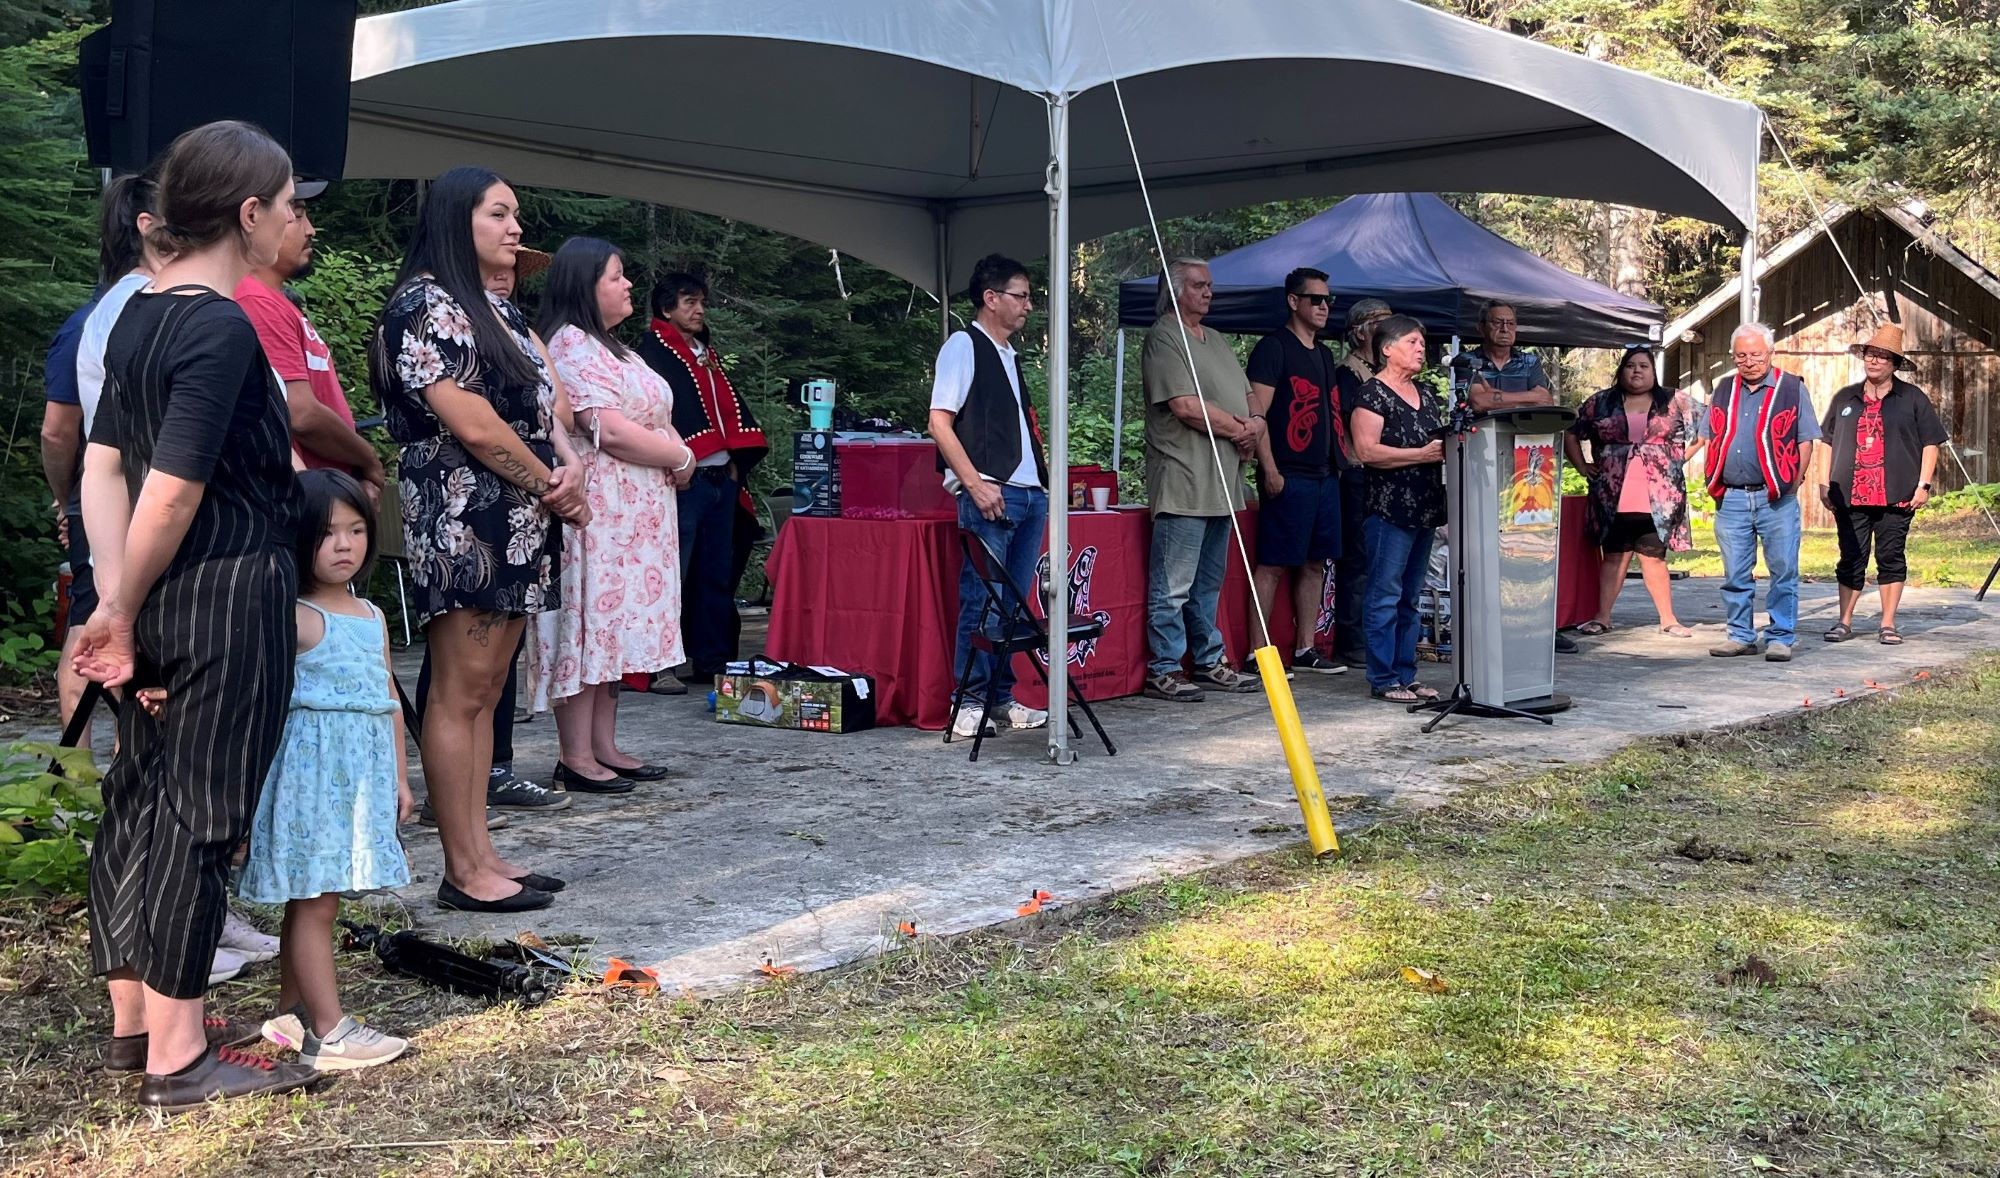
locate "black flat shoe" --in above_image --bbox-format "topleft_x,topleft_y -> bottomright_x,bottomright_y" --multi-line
507,871 -> 566,893
610,763 -> 671,782
552,762 -> 635,794
437,879 -> 554,913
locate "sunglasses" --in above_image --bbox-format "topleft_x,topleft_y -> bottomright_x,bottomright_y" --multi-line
1293,292 -> 1332,306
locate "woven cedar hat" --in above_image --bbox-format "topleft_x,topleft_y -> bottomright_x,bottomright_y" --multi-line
1849,322 -> 1913,370
514,246 -> 553,283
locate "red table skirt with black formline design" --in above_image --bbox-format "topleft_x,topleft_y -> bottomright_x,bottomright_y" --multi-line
765,495 -> 1599,730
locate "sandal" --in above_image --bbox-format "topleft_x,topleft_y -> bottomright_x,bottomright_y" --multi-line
1405,681 -> 1441,701
1574,620 -> 1613,636
1370,685 -> 1421,704
1658,623 -> 1694,638
1879,626 -> 1904,645
1824,623 -> 1854,643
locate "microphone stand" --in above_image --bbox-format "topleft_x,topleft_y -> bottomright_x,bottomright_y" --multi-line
1411,378 -> 1555,733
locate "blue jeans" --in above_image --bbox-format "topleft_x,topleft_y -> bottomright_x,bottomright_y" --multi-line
1147,513 -> 1231,676
1361,515 -> 1434,691
953,485 -> 1049,708
1716,489 -> 1801,647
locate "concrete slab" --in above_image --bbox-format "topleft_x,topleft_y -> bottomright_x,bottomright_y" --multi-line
10,578 -> 1995,995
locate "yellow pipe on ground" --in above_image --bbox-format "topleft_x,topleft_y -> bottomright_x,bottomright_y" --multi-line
1253,644 -> 1340,857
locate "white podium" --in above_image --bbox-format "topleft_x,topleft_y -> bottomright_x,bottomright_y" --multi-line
1424,406 -> 1575,727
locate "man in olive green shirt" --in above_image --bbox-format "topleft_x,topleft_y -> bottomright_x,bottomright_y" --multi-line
1142,258 -> 1262,701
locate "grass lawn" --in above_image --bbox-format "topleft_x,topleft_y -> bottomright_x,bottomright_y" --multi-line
1670,510 -> 2000,587
5,663 -> 2000,1175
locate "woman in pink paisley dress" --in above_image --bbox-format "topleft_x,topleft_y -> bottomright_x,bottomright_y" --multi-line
530,238 -> 692,790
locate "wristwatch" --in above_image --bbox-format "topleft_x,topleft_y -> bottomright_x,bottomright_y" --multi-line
1921,481 -> 1933,491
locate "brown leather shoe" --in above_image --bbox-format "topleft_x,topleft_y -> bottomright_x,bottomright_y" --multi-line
136,1044 -> 325,1111
105,1015 -> 268,1074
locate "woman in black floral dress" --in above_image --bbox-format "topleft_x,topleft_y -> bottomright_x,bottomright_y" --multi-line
1350,316 -> 1447,703
369,166 -> 589,913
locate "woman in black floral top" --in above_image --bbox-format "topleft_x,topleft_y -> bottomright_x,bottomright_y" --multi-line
1350,316 -> 1446,703
369,167 -> 589,914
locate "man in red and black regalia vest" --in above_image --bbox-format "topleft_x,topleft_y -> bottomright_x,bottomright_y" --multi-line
637,273 -> 768,683
1694,322 -> 1820,662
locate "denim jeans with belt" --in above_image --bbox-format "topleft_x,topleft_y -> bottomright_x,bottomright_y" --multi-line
1715,488 -> 1801,647
1360,514 -> 1434,692
1147,513 -> 1231,676
953,484 -> 1049,708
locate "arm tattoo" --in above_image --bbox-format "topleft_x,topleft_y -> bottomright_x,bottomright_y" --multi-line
487,444 -> 551,495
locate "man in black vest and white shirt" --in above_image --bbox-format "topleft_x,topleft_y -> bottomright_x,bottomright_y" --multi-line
929,253 -> 1051,740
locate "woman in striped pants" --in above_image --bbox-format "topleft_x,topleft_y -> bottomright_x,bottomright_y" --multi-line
75,121 -> 319,1110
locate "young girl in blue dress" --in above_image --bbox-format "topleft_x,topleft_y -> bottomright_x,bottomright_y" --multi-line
240,469 -> 415,1071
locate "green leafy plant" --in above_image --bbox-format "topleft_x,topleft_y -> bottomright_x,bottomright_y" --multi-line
0,741 -> 102,896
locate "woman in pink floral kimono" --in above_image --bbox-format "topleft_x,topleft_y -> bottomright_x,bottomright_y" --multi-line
1563,346 -> 1700,638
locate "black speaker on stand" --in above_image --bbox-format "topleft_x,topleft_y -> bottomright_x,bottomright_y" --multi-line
80,0 -> 357,179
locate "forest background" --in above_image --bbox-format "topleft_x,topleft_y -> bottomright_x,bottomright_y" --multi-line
0,0 -> 1996,685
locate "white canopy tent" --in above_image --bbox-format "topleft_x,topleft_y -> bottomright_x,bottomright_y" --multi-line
347,0 -> 1763,762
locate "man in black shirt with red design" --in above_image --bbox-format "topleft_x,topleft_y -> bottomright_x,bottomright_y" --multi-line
1245,267 -> 1345,674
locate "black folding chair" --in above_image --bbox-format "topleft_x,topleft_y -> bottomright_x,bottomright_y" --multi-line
944,529 -> 1117,762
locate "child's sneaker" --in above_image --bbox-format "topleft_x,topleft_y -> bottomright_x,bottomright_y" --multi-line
262,1003 -> 309,1051
300,1015 -> 408,1071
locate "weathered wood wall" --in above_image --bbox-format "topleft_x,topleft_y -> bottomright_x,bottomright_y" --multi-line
1664,211 -> 2000,529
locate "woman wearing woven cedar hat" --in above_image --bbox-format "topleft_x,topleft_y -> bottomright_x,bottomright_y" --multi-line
1816,323 -> 1947,645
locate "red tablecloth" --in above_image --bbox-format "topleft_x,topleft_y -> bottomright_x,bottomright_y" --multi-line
767,496 -> 1600,729
1556,494 -> 1600,628
764,508 -> 1151,730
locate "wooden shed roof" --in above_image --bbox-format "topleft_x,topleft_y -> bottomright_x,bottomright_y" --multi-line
1666,202 -> 2000,345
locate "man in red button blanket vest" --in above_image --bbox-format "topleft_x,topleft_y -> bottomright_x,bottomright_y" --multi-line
636,273 -> 768,680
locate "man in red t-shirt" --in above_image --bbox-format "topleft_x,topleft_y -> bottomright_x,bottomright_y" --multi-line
233,180 -> 385,500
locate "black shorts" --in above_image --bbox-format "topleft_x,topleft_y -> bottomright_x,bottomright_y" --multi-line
1256,472 -> 1342,567
64,514 -> 96,628
1602,512 -> 1667,558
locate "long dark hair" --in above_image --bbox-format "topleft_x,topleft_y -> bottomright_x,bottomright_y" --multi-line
539,237 -> 630,360
295,469 -> 378,592
98,173 -> 158,286
1610,345 -> 1671,409
374,166 -> 539,391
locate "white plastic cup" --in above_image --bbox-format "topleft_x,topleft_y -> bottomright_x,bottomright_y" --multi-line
1090,487 -> 1111,512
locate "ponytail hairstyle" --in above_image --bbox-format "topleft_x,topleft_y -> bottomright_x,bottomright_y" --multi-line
144,120 -> 291,262
372,166 -> 541,394
97,172 -> 159,286
294,469 -> 378,592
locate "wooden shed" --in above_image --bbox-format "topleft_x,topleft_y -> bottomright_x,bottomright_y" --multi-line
1663,203 -> 2000,528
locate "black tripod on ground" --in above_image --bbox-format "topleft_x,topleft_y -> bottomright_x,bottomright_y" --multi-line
1409,409 -> 1555,734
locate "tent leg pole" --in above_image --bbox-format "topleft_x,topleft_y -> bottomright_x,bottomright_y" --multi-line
1046,93 -> 1073,765
936,215 -> 951,345
1740,228 -> 1758,324
1111,329 -> 1125,474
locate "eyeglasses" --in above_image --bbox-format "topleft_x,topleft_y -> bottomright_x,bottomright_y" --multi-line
1861,347 -> 1897,362
1293,293 -> 1332,306
1486,319 -> 1518,329
993,288 -> 1034,305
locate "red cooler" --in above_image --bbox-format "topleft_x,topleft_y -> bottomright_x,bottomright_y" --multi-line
838,439 -> 956,520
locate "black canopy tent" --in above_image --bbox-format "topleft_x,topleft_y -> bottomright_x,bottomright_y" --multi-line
1117,193 -> 1665,348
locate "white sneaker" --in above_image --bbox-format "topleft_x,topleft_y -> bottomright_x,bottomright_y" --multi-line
219,909 -> 280,963
262,1006 -> 307,1051
207,946 -> 249,988
301,1014 -> 408,1071
951,706 -> 997,738
1002,701 -> 1049,729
